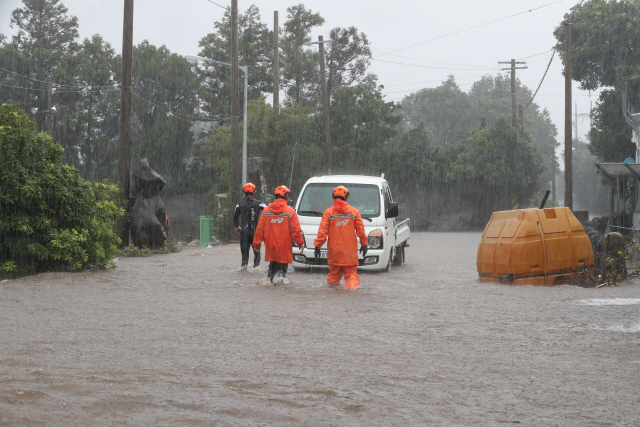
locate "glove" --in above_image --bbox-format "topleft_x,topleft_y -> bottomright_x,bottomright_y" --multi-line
359,245 -> 368,258
314,247 -> 321,260
298,242 -> 305,253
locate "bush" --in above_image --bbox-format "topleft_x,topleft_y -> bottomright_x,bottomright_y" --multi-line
0,103 -> 124,277
210,191 -> 235,244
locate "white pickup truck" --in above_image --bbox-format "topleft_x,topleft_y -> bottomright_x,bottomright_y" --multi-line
291,175 -> 410,272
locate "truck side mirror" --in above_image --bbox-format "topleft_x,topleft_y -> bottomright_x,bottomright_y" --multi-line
386,202 -> 398,218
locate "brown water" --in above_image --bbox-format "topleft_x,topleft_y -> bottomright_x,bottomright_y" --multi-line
1,232 -> 639,426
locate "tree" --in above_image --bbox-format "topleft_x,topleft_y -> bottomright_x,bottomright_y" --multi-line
113,41 -> 200,194
197,5 -> 273,117
198,98 -> 323,197
400,76 -> 472,147
330,75 -> 400,174
280,4 -> 324,106
5,0 -> 79,132
451,117 -> 544,227
588,89 -> 636,162
554,0 -> 640,161
0,103 -> 123,277
325,26 -> 372,98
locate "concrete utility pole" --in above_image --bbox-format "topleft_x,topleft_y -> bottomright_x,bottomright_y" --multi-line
230,0 -> 241,201
273,11 -> 279,114
118,0 -> 134,246
499,59 -> 527,127
564,22 -> 573,210
318,35 -> 333,174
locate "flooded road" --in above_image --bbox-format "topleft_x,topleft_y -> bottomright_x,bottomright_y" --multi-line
1,232 -> 639,426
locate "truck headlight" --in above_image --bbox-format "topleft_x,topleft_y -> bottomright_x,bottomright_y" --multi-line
368,229 -> 383,249
293,254 -> 306,263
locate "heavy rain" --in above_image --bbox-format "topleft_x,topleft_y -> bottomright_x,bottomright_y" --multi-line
1,0 -> 640,425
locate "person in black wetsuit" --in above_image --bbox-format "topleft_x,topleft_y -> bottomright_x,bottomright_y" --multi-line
233,182 -> 266,270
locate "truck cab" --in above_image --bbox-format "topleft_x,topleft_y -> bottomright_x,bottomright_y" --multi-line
292,175 -> 410,272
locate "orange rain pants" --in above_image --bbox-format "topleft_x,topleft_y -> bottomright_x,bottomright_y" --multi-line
328,265 -> 360,289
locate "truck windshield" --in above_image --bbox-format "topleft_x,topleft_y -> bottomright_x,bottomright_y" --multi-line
297,183 -> 380,217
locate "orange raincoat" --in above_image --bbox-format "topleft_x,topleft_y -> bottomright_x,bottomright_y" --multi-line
253,198 -> 304,264
314,198 -> 368,266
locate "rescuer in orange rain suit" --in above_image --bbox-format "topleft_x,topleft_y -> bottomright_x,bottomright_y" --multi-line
253,185 -> 305,284
314,186 -> 368,290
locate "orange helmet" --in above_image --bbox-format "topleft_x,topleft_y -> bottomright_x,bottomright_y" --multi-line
333,186 -> 349,200
243,182 -> 256,194
274,185 -> 291,199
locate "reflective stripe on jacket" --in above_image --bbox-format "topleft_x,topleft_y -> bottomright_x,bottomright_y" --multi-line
253,198 -> 304,263
314,198 -> 368,266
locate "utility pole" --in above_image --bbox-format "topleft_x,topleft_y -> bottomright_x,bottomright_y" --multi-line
518,104 -> 524,136
499,59 -> 527,127
118,0 -> 134,246
46,78 -> 53,136
230,0 -> 241,201
564,22 -> 573,210
273,11 -> 279,114
574,102 -> 578,141
318,35 -> 332,174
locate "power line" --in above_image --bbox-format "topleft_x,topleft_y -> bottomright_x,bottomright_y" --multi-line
373,58 -> 495,71
374,0 -> 567,58
204,0 -> 228,10
131,91 -> 237,123
0,66 -> 115,90
524,51 -> 555,110
370,52 -> 495,69
517,49 -> 554,61
0,82 -> 119,94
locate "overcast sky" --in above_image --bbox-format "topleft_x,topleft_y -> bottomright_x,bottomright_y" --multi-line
1,0 -> 597,141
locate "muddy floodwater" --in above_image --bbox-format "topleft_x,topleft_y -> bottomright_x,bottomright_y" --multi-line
1,232 -> 640,426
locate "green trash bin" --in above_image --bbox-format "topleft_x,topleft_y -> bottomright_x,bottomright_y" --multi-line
200,216 -> 214,248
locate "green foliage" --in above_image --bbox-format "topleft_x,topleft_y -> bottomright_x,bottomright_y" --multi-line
554,0 -> 640,162
211,192 -> 236,244
588,89 -> 636,162
281,4 -> 325,106
451,117 -> 544,227
0,104 -> 123,277
117,243 -> 180,258
330,76 -> 401,174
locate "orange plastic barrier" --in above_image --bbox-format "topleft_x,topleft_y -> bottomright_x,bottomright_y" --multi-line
477,207 -> 595,285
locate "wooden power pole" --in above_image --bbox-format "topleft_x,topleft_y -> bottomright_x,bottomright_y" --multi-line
318,35 -> 332,174
564,22 -> 573,210
118,0 -> 134,246
230,0 -> 241,200
499,59 -> 527,127
273,11 -> 279,114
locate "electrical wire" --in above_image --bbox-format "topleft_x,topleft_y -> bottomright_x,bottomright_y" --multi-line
374,0 -> 568,58
0,66 -> 115,89
370,52 -> 496,69
204,0 -> 228,10
373,58 -> 495,71
131,91 -> 237,123
0,82 -> 119,93
383,75 -> 486,87
523,50 -> 555,110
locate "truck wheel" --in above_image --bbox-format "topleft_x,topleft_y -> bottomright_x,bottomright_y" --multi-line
393,244 -> 405,267
383,248 -> 394,273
